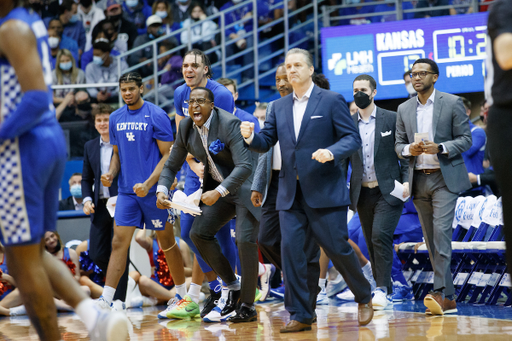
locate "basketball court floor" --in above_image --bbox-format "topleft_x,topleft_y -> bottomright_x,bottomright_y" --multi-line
2,299 -> 512,340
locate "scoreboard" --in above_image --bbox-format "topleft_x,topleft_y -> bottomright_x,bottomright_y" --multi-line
321,12 -> 488,101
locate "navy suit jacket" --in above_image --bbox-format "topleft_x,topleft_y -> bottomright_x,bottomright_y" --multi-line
248,84 -> 361,210
82,137 -> 118,224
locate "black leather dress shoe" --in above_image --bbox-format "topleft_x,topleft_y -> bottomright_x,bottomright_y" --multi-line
200,289 -> 222,318
221,289 -> 240,315
227,303 -> 257,323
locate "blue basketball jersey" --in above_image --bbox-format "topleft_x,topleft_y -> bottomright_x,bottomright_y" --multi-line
174,79 -> 235,117
0,7 -> 55,127
110,101 -> 174,194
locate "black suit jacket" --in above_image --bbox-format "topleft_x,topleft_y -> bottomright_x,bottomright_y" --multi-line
159,107 -> 260,218
82,136 -> 118,223
348,106 -> 409,211
59,196 -> 77,211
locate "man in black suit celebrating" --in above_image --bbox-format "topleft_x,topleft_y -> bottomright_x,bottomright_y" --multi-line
82,103 -> 129,303
156,87 -> 260,323
348,75 -> 409,310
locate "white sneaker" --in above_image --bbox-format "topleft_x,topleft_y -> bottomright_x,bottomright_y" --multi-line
130,296 -> 157,308
157,294 -> 182,319
203,297 -> 236,323
111,300 -> 126,312
89,310 -> 130,341
316,288 -> 329,305
259,264 -> 275,302
95,296 -> 112,311
336,289 -> 355,301
326,274 -> 347,298
372,288 -> 392,311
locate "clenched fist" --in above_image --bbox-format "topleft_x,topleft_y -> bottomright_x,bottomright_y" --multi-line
101,173 -> 113,187
240,121 -> 254,138
251,191 -> 263,207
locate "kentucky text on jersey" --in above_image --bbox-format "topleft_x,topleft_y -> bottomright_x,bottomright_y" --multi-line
116,122 -> 149,131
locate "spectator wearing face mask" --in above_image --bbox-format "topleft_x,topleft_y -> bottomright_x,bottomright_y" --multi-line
52,49 -> 86,105
81,26 -> 122,71
121,0 -> 153,35
180,2 -> 219,63
85,39 -> 128,103
128,15 -> 178,78
59,173 -> 84,211
152,0 -> 180,36
44,0 -> 87,56
78,0 -> 106,52
47,18 -> 80,62
101,0 -> 139,49
403,70 -> 416,98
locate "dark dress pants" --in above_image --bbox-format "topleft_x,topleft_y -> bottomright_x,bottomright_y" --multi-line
357,187 -> 403,292
258,171 -> 320,311
280,181 -> 372,324
190,193 -> 259,305
89,198 -> 129,301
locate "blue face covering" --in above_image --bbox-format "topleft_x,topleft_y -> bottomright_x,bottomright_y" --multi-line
69,14 -> 79,23
93,55 -> 104,65
156,10 -> 167,18
126,0 -> 138,7
70,184 -> 82,198
59,61 -> 73,71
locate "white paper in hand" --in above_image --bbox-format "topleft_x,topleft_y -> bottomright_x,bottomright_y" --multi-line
169,188 -> 202,216
106,196 -> 117,218
414,132 -> 429,144
390,180 -> 409,202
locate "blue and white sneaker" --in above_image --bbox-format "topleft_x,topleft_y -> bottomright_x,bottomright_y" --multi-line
326,274 -> 347,298
95,296 -> 112,311
372,288 -> 393,311
316,288 -> 329,305
203,297 -> 236,323
391,283 -> 414,302
269,285 -> 285,299
157,294 -> 182,319
259,264 -> 276,302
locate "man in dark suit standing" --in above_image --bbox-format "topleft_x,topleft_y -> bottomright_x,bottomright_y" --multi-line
349,74 -> 409,310
82,103 -> 129,303
241,48 -> 373,332
157,87 -> 261,323
395,59 -> 472,315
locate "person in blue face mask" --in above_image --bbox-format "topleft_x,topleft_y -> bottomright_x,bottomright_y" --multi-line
85,39 -> 128,103
128,14 -> 178,78
52,49 -> 85,106
59,173 -> 84,211
44,0 -> 86,56
122,0 -> 153,35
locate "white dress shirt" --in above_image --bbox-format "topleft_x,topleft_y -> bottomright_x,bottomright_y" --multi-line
83,137 -> 112,204
272,141 -> 282,170
73,196 -> 84,211
292,81 -> 315,140
358,106 -> 377,183
402,89 -> 447,169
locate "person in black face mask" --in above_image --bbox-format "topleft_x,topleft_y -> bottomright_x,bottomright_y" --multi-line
103,0 -> 138,49
347,74 -> 409,311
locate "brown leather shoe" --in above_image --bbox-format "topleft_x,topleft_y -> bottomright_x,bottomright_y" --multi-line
424,292 -> 444,315
358,301 -> 374,326
280,320 -> 312,333
426,298 -> 457,315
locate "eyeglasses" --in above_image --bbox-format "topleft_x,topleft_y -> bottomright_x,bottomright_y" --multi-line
185,98 -> 211,105
410,71 -> 436,79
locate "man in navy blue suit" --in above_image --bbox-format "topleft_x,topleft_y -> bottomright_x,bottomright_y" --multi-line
241,48 -> 373,332
82,103 -> 129,303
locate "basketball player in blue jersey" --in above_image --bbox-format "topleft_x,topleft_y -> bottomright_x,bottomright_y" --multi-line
0,1 -> 129,340
157,49 -> 239,320
97,72 -> 188,311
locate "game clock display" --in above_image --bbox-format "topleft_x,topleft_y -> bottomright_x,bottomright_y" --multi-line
322,12 -> 489,101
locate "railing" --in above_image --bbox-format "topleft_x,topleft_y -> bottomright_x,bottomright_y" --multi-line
51,0 -> 324,113
322,0 -> 488,28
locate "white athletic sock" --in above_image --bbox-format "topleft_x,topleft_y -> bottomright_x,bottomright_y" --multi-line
188,283 -> 201,304
362,262 -> 373,277
318,278 -> 327,290
175,283 -> 187,299
75,299 -> 101,332
102,286 -> 116,305
221,287 -> 229,301
258,263 -> 266,276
